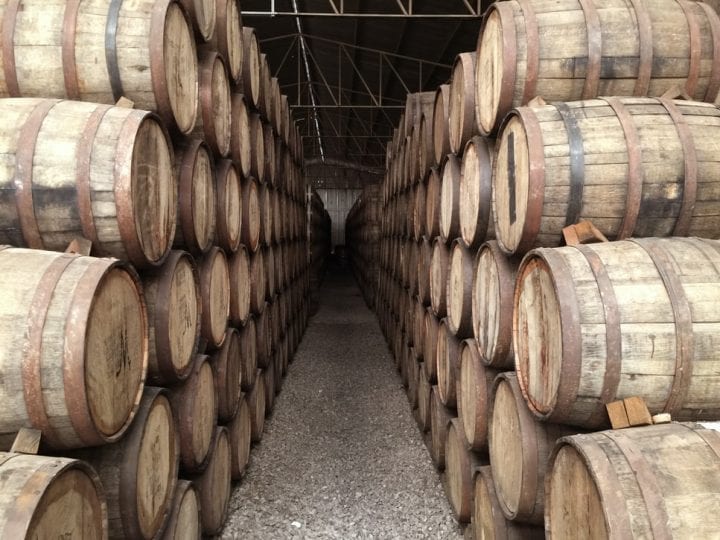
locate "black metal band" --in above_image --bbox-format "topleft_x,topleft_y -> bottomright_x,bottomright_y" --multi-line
554,102 -> 585,227
105,0 -> 125,101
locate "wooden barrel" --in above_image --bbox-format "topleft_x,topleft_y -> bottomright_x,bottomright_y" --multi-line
76,387 -> 179,539
439,153 -> 462,243
430,238 -> 450,317
209,0 -> 243,84
231,94 -> 253,179
416,367 -> 432,432
229,245 -> 251,326
0,0 -> 198,134
417,236 -> 433,305
547,423 -> 720,538
210,327 -> 242,422
249,250 -> 267,315
0,453 -> 106,538
249,113 -> 266,183
413,180 -> 427,241
255,303 -> 272,368
259,183 -> 273,247
430,386 -> 453,470
494,97 -> 720,255
423,309 -> 440,382
173,139 -> 216,255
263,122 -> 277,184
437,319 -> 461,407
272,189 -> 283,244
472,467 -> 544,540
239,318 -> 258,391
160,480 -> 201,540
459,137 -> 494,249
425,167 -> 442,239
449,52 -> 478,154
187,426 -> 231,536
0,99 -> 176,268
248,370 -> 266,442
215,159 -> 242,253
489,373 -> 575,525
194,51 -> 231,158
227,393 -> 252,480
263,362 -> 277,413
472,241 -> 518,370
476,0 -> 720,136
445,418 -> 479,523
457,340 -> 496,452
433,84 -> 451,166
198,247 -> 230,349
242,176 -> 261,252
447,240 -> 475,338
142,250 -> 201,386
0,247 -> 146,449
418,112 -> 434,176
515,237 -> 720,428
180,0 -> 215,41
242,28 -> 262,106
169,355 -> 217,473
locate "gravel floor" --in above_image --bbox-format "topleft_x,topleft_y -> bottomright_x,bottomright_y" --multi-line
222,263 -> 463,539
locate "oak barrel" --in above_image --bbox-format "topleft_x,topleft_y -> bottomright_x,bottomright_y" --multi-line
242,175 -> 261,252
472,467 -> 544,540
445,418 -> 479,523
239,318 -> 258,391
433,84 -> 451,166
215,159 -> 242,253
160,480 -> 201,540
417,236 -> 432,305
180,0 -> 216,41
457,340 -> 496,452
416,368 -> 432,432
228,245 -> 251,325
447,240 -> 475,338
209,0 -> 243,84
194,51 -> 231,157
249,113 -> 266,183
440,153 -> 462,243
198,247 -> 230,349
437,319 -> 461,407
231,93 -> 253,177
75,387 -> 179,539
515,237 -> 720,428
448,52 -> 478,154
142,250 -> 200,385
459,136 -> 494,249
494,97 -> 720,254
425,167 -> 442,239
0,99 -> 176,268
173,139 -> 216,255
227,393 -> 252,480
0,0 -> 199,134
210,327 -> 242,422
547,423 -> 720,539
250,249 -> 267,315
248,369 -> 266,442
472,241 -> 518,370
430,386 -> 453,471
423,309 -> 440,381
476,0 -> 720,135
489,373 -> 575,525
187,426 -> 231,536
430,238 -> 450,318
242,27 -> 262,107
0,247 -> 146,449
0,452 -> 107,539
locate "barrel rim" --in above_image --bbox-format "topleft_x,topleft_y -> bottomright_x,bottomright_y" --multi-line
177,138 -> 216,255
198,50 -> 231,157
215,159 -> 242,253
164,479 -> 201,539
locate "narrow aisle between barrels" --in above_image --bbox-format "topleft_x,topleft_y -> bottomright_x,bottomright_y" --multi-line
223,261 -> 462,539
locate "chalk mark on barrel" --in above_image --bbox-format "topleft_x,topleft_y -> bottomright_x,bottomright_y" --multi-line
508,132 -> 516,225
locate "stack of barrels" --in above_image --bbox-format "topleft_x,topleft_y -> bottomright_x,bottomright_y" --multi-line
345,184 -> 382,309
371,0 -> 720,537
308,189 -> 332,313
0,0 -> 313,537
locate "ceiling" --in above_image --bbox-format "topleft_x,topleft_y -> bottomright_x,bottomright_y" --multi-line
242,0 -> 488,187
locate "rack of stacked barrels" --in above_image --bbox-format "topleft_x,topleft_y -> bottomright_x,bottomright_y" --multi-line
308,189 -> 332,313
373,0 -> 720,537
0,0 -> 317,537
345,184 -> 382,309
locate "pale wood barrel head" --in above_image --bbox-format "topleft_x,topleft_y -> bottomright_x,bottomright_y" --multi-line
489,376 -> 523,518
477,7 -> 506,135
473,468 -> 499,540
213,328 -> 242,421
164,3 -> 199,134
161,480 -> 201,540
216,160 -> 242,252
131,117 -> 176,266
231,94 -> 253,177
186,0 -> 216,41
201,249 -> 230,347
249,371 -> 266,442
136,393 -> 177,538
192,359 -> 217,465
8,457 -> 107,539
176,140 -> 215,254
222,0 -> 243,83
85,266 -> 147,440
494,114 -> 531,255
230,246 -> 251,325
458,341 -> 482,450
444,420 -> 472,522
228,394 -> 252,480
547,444 -> 607,538
514,255 -> 563,416
195,427 -> 231,535
243,177 -> 261,251
474,246 -> 501,363
168,254 -> 200,374
448,242 -> 467,334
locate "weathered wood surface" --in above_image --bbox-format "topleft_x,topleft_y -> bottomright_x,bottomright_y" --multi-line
460,137 -> 495,249
160,480 -> 201,540
0,247 -> 146,449
215,159 -> 242,254
448,240 -> 475,338
198,247 -> 230,349
547,423 -> 720,539
515,237 -> 720,428
457,340 -> 496,452
476,0 -> 720,135
192,51 -> 231,158
449,52 -> 478,154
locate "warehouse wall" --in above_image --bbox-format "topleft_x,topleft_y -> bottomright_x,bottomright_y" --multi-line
317,188 -> 362,248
